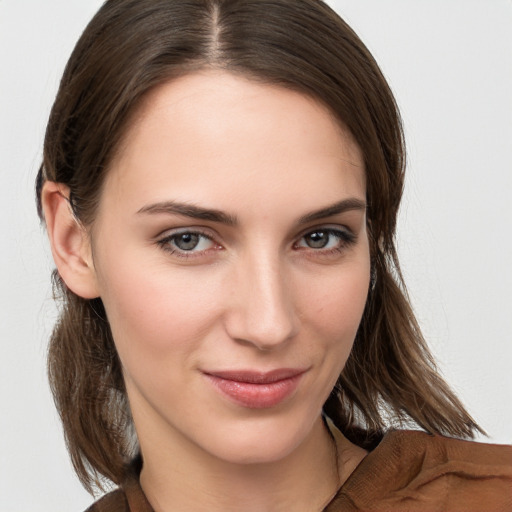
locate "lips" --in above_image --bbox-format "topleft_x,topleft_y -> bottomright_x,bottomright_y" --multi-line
203,368 -> 307,409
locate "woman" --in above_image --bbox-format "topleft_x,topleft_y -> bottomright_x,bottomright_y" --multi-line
37,0 -> 512,510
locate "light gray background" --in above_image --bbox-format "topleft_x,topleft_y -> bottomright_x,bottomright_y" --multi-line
1,1 -> 511,510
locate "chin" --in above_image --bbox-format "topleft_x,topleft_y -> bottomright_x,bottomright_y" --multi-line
194,410 -> 319,466
210,438 -> 299,466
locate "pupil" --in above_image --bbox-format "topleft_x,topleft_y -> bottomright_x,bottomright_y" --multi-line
307,231 -> 328,248
176,233 -> 199,250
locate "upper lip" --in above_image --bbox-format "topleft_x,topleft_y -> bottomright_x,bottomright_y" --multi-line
203,368 -> 308,384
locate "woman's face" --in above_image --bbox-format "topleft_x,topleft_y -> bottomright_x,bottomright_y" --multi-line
89,71 -> 370,465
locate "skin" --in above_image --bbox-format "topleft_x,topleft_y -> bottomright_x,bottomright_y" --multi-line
43,71 -> 370,512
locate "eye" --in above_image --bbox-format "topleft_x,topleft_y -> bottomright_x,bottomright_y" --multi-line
157,230 -> 217,256
295,228 -> 356,252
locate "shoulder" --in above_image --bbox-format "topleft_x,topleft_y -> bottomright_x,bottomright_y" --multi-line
84,489 -> 129,512
83,474 -> 154,512
329,430 -> 512,511
380,429 -> 512,469
84,456 -> 154,512
84,485 -> 152,512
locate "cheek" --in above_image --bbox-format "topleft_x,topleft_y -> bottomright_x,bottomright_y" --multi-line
304,264 -> 370,336
297,256 -> 370,378
96,254 -> 222,364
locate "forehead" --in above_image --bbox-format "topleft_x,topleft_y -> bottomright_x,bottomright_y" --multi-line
102,71 -> 365,217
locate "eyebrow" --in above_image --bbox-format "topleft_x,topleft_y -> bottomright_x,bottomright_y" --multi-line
297,198 -> 367,224
137,198 -> 367,226
137,201 -> 238,226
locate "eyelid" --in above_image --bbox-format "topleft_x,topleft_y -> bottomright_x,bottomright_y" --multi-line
293,225 -> 357,252
156,227 -> 222,258
155,225 -> 215,239
154,223 -> 357,259
295,223 -> 355,241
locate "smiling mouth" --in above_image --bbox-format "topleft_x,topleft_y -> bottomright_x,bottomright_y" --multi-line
203,368 -> 307,409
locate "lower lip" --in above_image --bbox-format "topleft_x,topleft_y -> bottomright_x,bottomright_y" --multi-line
205,373 -> 304,409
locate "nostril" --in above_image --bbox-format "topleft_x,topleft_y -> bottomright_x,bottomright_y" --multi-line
224,296 -> 298,350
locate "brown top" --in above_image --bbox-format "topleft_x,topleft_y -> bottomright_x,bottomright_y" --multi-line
86,430 -> 512,512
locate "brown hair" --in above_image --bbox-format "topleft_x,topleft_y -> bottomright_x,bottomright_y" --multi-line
36,0 -> 482,494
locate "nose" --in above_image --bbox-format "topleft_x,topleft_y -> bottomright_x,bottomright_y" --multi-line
224,252 -> 299,351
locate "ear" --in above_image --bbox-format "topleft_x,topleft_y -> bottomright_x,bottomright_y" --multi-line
41,181 -> 100,299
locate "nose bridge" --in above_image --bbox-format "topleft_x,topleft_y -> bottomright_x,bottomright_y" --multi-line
226,245 -> 298,350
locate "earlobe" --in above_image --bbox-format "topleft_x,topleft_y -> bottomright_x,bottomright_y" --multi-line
41,181 -> 100,299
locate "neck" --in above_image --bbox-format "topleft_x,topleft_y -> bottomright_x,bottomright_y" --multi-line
139,416 -> 342,512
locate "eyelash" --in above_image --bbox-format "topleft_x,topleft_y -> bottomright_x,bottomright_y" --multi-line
293,228 -> 357,256
156,229 -> 218,259
156,227 -> 357,259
